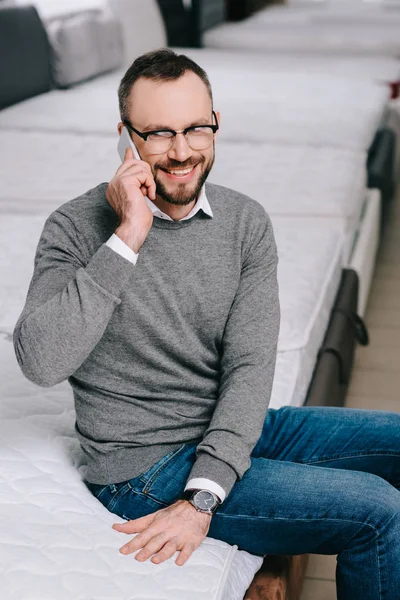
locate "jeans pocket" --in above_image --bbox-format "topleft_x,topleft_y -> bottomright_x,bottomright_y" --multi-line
139,442 -> 198,506
86,480 -> 131,513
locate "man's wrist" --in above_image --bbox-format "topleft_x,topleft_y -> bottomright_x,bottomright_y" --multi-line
180,489 -> 221,516
114,223 -> 142,254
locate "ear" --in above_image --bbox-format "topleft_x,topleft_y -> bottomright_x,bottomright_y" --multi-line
117,122 -> 124,136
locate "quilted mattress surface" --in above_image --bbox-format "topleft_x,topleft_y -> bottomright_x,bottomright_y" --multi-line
0,334 -> 263,600
0,68 -> 388,151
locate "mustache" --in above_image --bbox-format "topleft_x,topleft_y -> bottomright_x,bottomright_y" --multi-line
155,157 -> 205,171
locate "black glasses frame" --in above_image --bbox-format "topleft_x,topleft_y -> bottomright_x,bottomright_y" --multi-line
123,110 -> 219,142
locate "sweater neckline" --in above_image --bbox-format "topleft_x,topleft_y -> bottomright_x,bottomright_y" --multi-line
151,210 -> 211,229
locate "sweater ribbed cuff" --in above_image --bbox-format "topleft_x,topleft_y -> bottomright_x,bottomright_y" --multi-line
84,243 -> 136,298
186,452 -> 238,500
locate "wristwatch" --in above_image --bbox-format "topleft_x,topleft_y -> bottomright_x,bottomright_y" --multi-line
181,488 -> 221,516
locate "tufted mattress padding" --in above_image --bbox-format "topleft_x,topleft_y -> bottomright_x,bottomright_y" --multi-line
0,67 -> 389,152
0,334 -> 263,600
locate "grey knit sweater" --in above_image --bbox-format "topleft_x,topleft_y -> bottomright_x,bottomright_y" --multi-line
13,181 -> 280,500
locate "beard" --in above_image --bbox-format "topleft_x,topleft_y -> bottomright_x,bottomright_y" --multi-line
153,146 -> 215,207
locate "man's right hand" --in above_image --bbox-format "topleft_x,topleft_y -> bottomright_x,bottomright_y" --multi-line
106,147 -> 156,253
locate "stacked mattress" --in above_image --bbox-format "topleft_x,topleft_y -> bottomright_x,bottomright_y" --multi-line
203,2 -> 400,57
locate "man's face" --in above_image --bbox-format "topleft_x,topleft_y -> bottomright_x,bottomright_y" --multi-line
123,71 -> 219,207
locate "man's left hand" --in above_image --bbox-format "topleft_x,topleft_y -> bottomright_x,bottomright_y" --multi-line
112,499 -> 212,566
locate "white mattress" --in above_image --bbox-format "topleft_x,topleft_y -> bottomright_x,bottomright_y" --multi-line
180,48 -> 400,82
270,350 -> 310,409
0,334 -> 263,600
204,19 -> 400,58
0,131 -> 120,211
274,217 -> 344,353
210,140 -> 367,262
0,67 -> 388,152
0,132 -> 367,237
251,2 -> 400,27
348,188 -> 381,317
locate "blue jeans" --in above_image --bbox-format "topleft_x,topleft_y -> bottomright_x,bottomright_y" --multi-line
85,406 -> 400,600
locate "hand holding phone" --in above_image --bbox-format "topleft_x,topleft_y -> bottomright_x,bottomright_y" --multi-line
106,126 -> 156,253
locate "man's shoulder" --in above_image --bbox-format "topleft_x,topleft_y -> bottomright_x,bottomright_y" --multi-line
205,181 -> 270,223
46,182 -> 117,236
55,182 -> 111,222
205,182 -> 267,216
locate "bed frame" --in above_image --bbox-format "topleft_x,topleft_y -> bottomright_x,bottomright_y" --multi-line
306,269 -> 369,408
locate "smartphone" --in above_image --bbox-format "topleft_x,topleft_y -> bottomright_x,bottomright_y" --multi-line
117,125 -> 141,162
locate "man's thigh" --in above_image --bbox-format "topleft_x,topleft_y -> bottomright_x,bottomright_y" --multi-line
255,406 -> 400,487
209,454 -> 398,556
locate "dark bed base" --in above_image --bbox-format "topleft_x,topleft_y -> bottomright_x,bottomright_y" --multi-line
305,269 -> 369,408
367,127 -> 397,229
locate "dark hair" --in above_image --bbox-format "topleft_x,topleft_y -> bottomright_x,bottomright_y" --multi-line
118,48 -> 213,122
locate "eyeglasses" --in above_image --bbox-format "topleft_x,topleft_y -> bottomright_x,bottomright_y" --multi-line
123,111 -> 219,155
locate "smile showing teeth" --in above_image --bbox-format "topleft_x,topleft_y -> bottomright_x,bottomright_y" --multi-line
167,166 -> 196,176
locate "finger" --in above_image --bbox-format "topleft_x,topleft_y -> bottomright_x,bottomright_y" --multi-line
113,512 -> 155,533
133,532 -> 171,561
114,156 -> 139,178
120,169 -> 156,196
118,526 -> 161,555
151,540 -> 180,564
176,543 -> 196,567
124,146 -> 134,162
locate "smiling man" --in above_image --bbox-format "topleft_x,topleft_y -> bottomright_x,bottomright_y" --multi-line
14,49 -> 400,600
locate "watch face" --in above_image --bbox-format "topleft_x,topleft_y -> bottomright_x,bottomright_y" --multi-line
194,490 -> 216,510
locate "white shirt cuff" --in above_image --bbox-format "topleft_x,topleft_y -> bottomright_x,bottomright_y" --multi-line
184,478 -> 226,503
105,233 -> 138,265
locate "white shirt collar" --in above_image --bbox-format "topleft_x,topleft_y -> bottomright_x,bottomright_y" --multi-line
145,185 -> 213,221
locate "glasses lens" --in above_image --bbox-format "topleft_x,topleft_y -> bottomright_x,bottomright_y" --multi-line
186,127 -> 214,150
145,127 -> 215,154
146,132 -> 174,154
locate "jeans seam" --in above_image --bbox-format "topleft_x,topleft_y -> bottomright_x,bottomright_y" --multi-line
142,443 -> 186,493
300,451 -> 400,465
107,483 -> 131,513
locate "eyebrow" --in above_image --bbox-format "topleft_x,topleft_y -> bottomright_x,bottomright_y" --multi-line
142,117 -> 211,132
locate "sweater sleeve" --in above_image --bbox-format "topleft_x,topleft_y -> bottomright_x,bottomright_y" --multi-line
13,210 -> 136,388
185,211 -> 280,500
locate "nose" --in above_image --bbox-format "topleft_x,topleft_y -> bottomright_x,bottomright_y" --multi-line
167,132 -> 192,162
